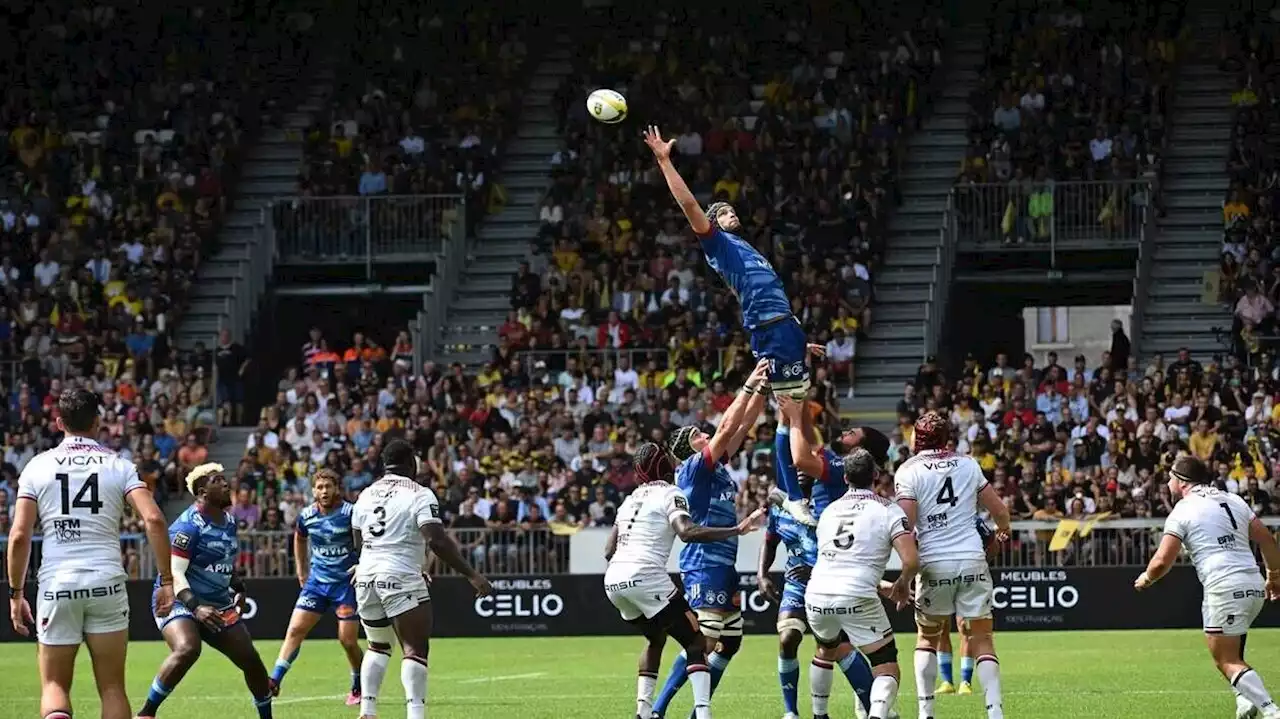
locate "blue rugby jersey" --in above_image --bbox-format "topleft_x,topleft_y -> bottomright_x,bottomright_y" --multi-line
767,506 -> 818,572
697,227 -> 792,330
677,447 -> 740,572
811,448 -> 850,517
297,501 -> 357,583
160,503 -> 238,606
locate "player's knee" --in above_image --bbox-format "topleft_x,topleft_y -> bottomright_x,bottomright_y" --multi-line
716,634 -> 742,658
368,641 -> 393,654
864,638 -> 899,672
339,633 -> 361,651
916,614 -> 948,642
779,630 -> 804,654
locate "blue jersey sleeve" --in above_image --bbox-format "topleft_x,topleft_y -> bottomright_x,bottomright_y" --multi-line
295,513 -> 311,536
766,508 -> 779,538
820,448 -> 845,487
170,518 -> 200,559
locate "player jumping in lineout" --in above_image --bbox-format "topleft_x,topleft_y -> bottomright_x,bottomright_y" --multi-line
644,124 -> 817,527
1136,454 -> 1280,719
269,469 -> 365,704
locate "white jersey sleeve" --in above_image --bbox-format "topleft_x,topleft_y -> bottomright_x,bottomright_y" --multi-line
808,490 -> 907,599
1164,486 -> 1262,591
414,486 -> 443,527
608,482 -> 689,572
353,475 -> 435,577
894,451 -> 987,564
20,437 -> 143,581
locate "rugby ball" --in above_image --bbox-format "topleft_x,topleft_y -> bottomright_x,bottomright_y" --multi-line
587,88 -> 627,124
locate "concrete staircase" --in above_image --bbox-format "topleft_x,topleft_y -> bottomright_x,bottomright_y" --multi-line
174,60 -> 334,351
1138,17 -> 1234,363
438,37 -> 574,368
848,25 -> 987,421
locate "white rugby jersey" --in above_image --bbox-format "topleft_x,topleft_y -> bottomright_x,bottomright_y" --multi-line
608,481 -> 691,572
16,435 -> 145,581
352,474 -> 441,577
894,450 -> 987,563
1164,485 -> 1263,591
808,489 -> 910,599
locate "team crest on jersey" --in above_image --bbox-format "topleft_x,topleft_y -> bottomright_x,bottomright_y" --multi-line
674,496 -> 689,511
173,532 -> 192,551
429,503 -> 440,518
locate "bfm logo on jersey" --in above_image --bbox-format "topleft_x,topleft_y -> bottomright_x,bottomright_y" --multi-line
474,578 -> 564,618
51,518 -> 81,542
994,570 -> 1079,610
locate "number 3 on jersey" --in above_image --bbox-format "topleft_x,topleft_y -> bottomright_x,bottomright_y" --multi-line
57,472 -> 103,515
367,505 -> 388,537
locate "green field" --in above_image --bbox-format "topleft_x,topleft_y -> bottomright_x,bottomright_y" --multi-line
0,630 -> 1272,717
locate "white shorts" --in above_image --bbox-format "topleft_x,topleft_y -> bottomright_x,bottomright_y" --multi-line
1203,583 -> 1266,637
355,573 -> 430,622
804,592 -> 893,649
914,560 -> 993,622
36,570 -> 129,646
604,565 -> 679,622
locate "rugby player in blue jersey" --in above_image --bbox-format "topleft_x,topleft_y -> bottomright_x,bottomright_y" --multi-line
138,463 -> 275,719
650,358 -> 772,718
645,125 -> 818,527
268,469 -> 364,704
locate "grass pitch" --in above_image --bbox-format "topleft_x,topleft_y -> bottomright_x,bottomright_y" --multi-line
0,630 -> 1271,717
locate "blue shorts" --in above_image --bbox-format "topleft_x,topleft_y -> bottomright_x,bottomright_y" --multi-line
297,578 -> 359,620
751,317 -> 809,399
153,586 -> 239,634
683,566 -> 741,612
779,577 -> 807,615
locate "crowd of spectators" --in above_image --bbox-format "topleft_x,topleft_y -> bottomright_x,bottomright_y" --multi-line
0,2 -> 314,572
955,1 -> 1180,245
1222,16 -> 1280,362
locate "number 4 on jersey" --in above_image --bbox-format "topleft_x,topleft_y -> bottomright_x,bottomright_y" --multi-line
936,476 -> 958,508
57,472 -> 103,515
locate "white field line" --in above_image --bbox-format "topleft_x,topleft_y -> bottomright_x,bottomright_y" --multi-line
457,671 -> 548,684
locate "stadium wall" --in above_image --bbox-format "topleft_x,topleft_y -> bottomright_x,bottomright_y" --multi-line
3,568 -> 1276,641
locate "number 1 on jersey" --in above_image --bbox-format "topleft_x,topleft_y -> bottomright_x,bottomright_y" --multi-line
1219,502 -> 1238,530
56,472 -> 103,515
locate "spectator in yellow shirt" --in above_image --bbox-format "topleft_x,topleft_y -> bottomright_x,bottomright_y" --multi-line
1188,419 -> 1219,461
1224,191 -> 1251,226
712,170 -> 741,203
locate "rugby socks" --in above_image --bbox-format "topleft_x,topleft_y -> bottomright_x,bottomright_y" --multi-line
810,658 -> 834,716
252,693 -> 273,719
975,655 -> 1004,719
778,656 -> 801,715
937,651 -> 953,685
350,669 -> 361,694
1232,667 -> 1278,715
869,675 -> 900,719
687,662 -> 712,719
359,646 -> 392,716
960,655 -> 976,685
774,425 -> 804,501
139,678 -> 172,716
401,656 -> 428,719
45,712 -> 71,719
914,649 -> 938,718
651,650 -> 688,716
637,671 -> 658,718
270,647 -> 300,684
706,651 -> 732,695
839,651 -> 874,713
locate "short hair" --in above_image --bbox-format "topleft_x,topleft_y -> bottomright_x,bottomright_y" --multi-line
635,442 -> 675,484
1170,454 -> 1210,485
843,448 -> 877,489
185,462 -> 224,496
58,389 -> 100,433
382,439 -> 417,477
312,468 -> 341,488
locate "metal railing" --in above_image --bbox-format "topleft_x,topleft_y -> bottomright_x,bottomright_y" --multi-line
924,192 -> 956,361
1128,200 -> 1157,359
271,195 -> 464,276
414,195 -> 469,366
950,180 -> 1152,267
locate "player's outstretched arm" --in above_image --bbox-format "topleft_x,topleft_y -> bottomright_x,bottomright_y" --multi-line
643,125 -> 712,235
5,497 -> 37,635
127,484 -> 174,613
707,359 -> 770,462
724,389 -> 769,458
421,523 -> 492,596
1247,517 -> 1280,599
672,509 -> 765,544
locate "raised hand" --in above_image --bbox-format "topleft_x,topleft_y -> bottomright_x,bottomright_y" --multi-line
643,125 -> 676,162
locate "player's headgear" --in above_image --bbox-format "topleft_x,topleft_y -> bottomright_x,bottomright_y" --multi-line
634,442 -> 676,484
1170,454 -> 1210,485
668,426 -> 700,461
382,439 -> 418,478
913,411 -> 949,452
185,462 -> 225,495
843,448 -> 877,489
705,201 -> 733,230
58,388 -> 101,433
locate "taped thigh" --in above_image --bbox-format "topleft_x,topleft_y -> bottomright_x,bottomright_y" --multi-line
777,616 -> 807,636
361,619 -> 396,646
915,611 -> 948,638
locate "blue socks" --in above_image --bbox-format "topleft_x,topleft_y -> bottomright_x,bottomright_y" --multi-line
939,650 -> 954,684
706,651 -> 731,695
271,648 -> 300,684
139,678 -> 172,716
775,426 -> 805,502
838,651 -> 874,713
961,655 -> 975,684
253,693 -> 274,719
651,650 -> 688,717
351,669 -> 361,694
778,656 -> 801,715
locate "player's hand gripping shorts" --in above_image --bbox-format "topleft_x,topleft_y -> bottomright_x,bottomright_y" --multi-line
297,577 -> 359,620
152,586 -> 242,634
604,565 -> 681,621
1203,581 -> 1266,637
913,560 -> 994,622
37,569 -> 129,645
354,572 -> 431,622
751,317 -> 810,399
805,591 -> 893,649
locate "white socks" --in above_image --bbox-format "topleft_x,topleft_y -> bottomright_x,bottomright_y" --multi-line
810,658 -> 834,716
688,663 -> 712,719
402,657 -> 428,719
914,649 -> 938,718
637,671 -> 658,717
869,675 -> 900,719
976,655 -> 1004,719
360,649 -> 391,716
1234,668 -> 1278,715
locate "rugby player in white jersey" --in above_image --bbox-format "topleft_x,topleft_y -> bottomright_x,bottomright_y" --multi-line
604,442 -> 765,719
806,448 -> 919,719
893,412 -> 1011,719
1136,454 -> 1280,719
6,388 -> 175,719
351,439 -> 492,719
